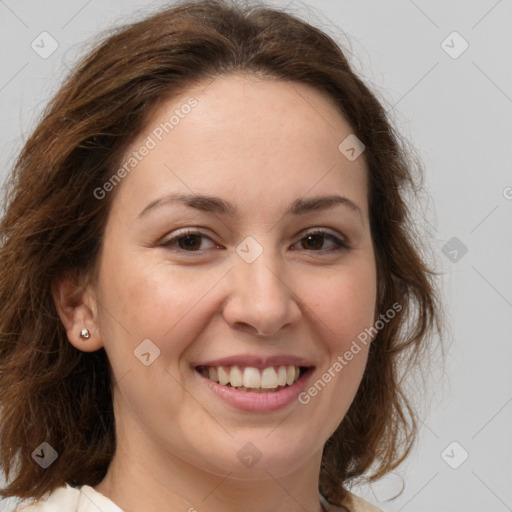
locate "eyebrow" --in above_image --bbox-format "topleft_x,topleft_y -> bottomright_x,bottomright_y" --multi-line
137,193 -> 362,221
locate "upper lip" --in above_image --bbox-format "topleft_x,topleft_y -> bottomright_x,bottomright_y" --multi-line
193,354 -> 315,369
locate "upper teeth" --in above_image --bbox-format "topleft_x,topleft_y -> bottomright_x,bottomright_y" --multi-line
200,365 -> 301,389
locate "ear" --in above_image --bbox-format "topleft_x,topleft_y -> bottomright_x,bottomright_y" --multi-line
51,270 -> 104,352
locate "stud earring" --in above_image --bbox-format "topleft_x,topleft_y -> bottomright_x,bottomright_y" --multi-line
79,328 -> 90,340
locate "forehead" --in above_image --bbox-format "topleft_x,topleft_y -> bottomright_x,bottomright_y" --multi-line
110,73 -> 369,221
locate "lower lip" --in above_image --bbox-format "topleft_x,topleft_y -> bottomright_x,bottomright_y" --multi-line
196,368 -> 314,412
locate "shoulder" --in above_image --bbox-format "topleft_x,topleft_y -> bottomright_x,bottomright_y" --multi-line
321,491 -> 385,512
15,484 -> 80,511
14,484 -> 124,512
18,486 -> 380,512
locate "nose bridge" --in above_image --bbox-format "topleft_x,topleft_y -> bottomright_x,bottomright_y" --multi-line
237,237 -> 286,300
223,236 -> 301,336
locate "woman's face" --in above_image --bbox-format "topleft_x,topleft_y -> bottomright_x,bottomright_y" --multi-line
88,73 -> 376,480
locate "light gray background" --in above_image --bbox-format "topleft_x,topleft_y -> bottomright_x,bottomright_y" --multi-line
0,1 -> 511,511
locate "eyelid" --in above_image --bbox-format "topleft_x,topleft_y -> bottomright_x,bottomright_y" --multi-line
296,227 -> 348,244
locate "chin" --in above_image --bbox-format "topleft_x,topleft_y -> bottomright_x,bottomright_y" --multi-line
196,433 -> 319,480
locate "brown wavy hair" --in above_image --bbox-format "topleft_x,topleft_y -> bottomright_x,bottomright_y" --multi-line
0,0 -> 441,506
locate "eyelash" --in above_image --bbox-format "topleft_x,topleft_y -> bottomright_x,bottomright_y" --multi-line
161,228 -> 350,255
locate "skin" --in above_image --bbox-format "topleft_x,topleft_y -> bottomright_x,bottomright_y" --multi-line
53,72 -> 377,512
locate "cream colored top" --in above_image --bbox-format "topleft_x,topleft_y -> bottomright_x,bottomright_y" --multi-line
16,483 -> 384,512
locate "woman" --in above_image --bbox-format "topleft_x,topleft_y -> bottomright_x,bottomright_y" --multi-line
0,1 -> 441,511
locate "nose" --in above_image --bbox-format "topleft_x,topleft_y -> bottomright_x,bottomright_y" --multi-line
221,251 -> 302,337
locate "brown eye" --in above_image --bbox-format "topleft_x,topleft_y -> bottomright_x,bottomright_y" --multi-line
301,234 -> 325,250
294,230 -> 349,252
162,230 -> 215,252
176,234 -> 203,251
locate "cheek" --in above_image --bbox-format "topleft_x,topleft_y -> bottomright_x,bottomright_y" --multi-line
97,249 -> 225,356
309,262 -> 377,347
96,255 -> 216,411
302,266 -> 376,414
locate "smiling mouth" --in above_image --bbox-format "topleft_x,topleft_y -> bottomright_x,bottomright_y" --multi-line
195,364 -> 310,393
